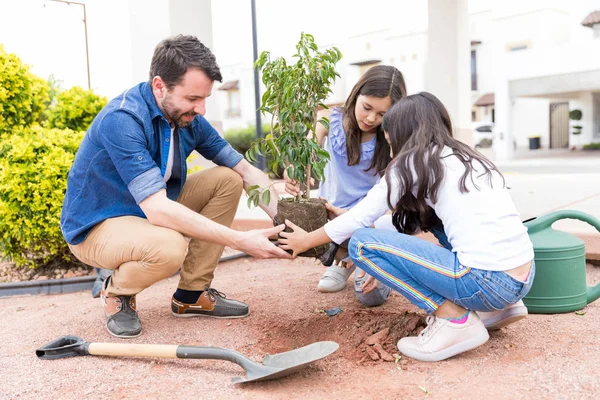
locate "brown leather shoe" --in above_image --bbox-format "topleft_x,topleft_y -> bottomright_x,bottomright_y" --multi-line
171,288 -> 249,318
101,277 -> 142,338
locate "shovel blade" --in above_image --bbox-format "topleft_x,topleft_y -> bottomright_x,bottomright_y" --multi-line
36,336 -> 89,360
232,341 -> 339,384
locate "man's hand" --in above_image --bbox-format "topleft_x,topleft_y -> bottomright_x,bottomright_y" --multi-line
235,224 -> 292,259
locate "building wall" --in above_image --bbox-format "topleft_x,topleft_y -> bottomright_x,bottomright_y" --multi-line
512,98 -> 550,149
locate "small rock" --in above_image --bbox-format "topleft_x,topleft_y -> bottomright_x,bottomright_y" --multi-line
365,346 -> 380,361
365,327 -> 389,345
64,271 -> 76,278
35,275 -> 49,280
372,343 -> 395,362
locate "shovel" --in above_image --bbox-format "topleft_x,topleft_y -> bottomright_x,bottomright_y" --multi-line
36,335 -> 339,384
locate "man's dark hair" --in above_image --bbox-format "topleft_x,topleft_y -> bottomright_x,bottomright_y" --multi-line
149,34 -> 223,88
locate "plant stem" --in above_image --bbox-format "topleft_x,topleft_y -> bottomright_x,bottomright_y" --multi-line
305,164 -> 311,200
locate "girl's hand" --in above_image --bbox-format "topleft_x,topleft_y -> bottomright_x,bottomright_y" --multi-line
322,199 -> 348,220
278,219 -> 309,258
360,272 -> 379,294
283,167 -> 314,198
283,167 -> 301,197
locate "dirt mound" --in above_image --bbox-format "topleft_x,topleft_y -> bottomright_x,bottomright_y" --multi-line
249,308 -> 425,363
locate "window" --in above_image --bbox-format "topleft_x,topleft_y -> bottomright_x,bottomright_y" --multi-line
227,90 -> 241,118
218,80 -> 241,118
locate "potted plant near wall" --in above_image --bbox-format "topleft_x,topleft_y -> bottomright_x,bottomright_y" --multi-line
569,109 -> 583,150
246,33 -> 342,257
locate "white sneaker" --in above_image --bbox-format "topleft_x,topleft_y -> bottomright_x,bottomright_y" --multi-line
397,312 -> 489,362
317,262 -> 356,293
477,300 -> 528,331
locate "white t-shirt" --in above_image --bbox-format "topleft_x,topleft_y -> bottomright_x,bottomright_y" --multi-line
163,127 -> 176,182
324,147 -> 534,271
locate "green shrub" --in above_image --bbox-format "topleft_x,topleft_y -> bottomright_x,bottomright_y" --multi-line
583,143 -> 600,150
224,124 -> 284,177
0,45 -> 50,136
45,86 -> 107,131
569,109 -> 582,121
0,126 -> 84,267
224,124 -> 271,155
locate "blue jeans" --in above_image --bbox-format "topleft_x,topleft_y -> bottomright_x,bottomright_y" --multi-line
348,226 -> 535,314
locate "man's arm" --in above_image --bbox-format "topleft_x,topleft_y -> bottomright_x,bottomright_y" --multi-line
139,189 -> 290,259
233,159 -> 278,219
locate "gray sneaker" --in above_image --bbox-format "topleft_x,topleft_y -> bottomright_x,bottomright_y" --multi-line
354,269 -> 391,307
100,278 -> 142,338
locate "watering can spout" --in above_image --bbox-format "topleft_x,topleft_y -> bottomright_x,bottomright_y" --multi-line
523,210 -> 600,314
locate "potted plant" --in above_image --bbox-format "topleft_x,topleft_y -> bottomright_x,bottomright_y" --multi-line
569,109 -> 583,150
246,33 -> 342,257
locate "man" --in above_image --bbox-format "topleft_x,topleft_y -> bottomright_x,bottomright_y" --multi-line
61,34 -> 290,338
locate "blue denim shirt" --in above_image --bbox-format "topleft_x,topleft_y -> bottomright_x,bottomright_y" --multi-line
60,82 -> 243,245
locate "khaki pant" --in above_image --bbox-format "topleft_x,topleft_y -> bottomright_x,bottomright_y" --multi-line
69,167 -> 243,296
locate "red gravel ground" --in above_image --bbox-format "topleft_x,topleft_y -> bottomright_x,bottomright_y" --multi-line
2,257 -> 600,399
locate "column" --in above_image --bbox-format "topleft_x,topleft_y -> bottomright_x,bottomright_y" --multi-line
425,0 -> 472,146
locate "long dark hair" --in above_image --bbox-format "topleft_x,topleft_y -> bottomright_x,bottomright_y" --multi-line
383,92 -> 504,235
149,35 -> 223,88
342,65 -> 407,175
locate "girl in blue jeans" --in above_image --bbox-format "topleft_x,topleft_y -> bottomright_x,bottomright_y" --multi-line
279,92 -> 535,362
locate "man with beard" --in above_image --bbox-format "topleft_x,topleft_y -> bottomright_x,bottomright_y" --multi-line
60,35 -> 290,338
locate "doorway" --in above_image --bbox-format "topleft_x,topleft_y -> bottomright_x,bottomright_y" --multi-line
549,102 -> 569,148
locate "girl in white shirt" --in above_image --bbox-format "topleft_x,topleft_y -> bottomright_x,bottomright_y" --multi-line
279,92 -> 535,362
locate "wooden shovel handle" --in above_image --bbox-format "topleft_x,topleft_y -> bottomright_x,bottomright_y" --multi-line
88,343 -> 178,358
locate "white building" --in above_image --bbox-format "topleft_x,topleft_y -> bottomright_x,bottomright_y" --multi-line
3,0 -> 599,160
216,0 -> 600,159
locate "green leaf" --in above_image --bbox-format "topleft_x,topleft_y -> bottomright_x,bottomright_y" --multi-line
261,189 -> 271,206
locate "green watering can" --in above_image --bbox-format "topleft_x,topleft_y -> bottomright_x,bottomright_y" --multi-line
523,210 -> 600,314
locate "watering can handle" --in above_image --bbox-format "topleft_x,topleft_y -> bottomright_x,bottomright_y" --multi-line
526,210 -> 600,235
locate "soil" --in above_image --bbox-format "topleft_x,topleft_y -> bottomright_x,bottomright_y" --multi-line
2,257 -> 600,399
275,197 -> 330,258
